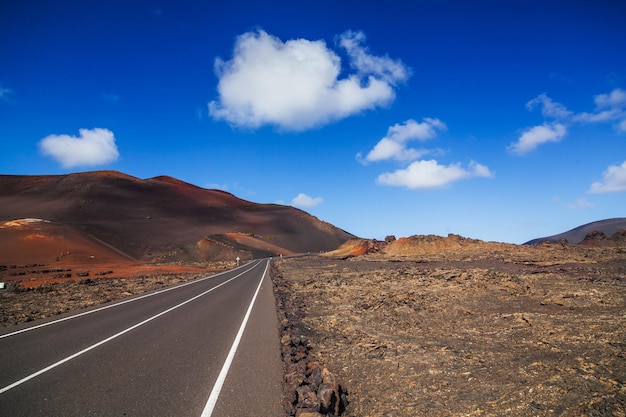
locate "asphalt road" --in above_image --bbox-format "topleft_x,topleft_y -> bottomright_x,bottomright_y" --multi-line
0,259 -> 284,417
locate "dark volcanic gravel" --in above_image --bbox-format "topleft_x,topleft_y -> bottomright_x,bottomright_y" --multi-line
273,245 -> 626,417
0,272 -> 212,328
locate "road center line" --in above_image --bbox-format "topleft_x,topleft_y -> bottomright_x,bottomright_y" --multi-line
201,259 -> 270,417
0,262 -> 261,395
0,261 -> 257,340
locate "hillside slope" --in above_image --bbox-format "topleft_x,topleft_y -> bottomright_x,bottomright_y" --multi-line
525,218 -> 626,245
0,171 -> 354,262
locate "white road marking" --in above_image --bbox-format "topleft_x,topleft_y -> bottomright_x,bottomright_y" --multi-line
0,262 -> 255,340
0,262 -> 261,395
201,259 -> 270,417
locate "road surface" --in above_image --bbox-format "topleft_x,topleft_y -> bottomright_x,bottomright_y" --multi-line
0,259 -> 284,416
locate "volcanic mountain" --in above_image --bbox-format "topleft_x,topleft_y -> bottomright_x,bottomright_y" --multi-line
525,218 -> 626,245
0,171 -> 354,263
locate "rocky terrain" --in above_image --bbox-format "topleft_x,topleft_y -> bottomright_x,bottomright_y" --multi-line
273,239 -> 626,416
0,262 -> 233,328
2,224 -> 625,416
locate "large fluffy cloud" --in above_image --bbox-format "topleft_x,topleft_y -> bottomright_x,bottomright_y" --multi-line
39,128 -> 119,168
508,122 -> 567,155
377,159 -> 493,189
208,30 -> 409,131
291,193 -> 324,208
588,160 -> 626,193
361,118 -> 446,163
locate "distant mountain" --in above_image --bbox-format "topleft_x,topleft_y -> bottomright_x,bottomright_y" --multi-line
0,171 -> 355,262
524,218 -> 626,245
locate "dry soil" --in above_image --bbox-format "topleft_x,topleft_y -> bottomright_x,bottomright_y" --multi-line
273,244 -> 626,416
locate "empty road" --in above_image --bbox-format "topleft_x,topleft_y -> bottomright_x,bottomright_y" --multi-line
0,259 -> 284,416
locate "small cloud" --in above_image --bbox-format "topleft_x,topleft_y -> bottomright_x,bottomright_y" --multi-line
291,193 -> 324,208
526,93 -> 572,119
337,30 -> 410,84
376,159 -> 493,190
517,89 -> 626,151
205,183 -> 229,191
593,88 -> 626,109
606,73 -> 626,86
565,198 -> 595,209
205,181 -> 256,196
508,122 -> 567,155
39,128 -> 120,168
208,29 -> 409,131
573,108 -> 624,123
588,160 -> 626,193
571,88 -> 626,125
102,93 -> 120,103
549,72 -> 573,84
0,85 -> 13,102
360,118 -> 447,163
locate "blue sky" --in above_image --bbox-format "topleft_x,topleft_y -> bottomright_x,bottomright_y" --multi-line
1,0 -> 625,244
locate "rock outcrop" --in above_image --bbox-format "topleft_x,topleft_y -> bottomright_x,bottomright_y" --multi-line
273,263 -> 348,416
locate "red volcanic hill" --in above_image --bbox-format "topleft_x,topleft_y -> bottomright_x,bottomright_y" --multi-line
0,171 -> 355,263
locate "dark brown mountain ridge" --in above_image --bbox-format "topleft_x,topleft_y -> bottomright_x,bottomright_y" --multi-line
525,218 -> 626,245
0,170 -> 354,263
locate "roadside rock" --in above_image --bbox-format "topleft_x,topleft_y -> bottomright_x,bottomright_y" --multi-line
273,263 -> 348,416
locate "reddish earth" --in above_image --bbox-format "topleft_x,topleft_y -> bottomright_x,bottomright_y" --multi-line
0,171 -> 354,262
0,218 -> 215,288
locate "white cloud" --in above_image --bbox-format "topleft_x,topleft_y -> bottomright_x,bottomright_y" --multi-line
520,88 -> 626,155
205,183 -> 229,191
208,29 -> 408,131
508,122 -> 567,155
0,85 -> 13,101
362,118 -> 447,163
572,108 -> 624,123
572,89 -> 626,125
526,93 -> 572,119
337,31 -> 409,84
291,193 -> 324,208
594,88 -> 626,109
588,160 -> 626,193
518,89 -> 626,153
377,159 -> 493,189
39,128 -> 120,168
565,198 -> 595,209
